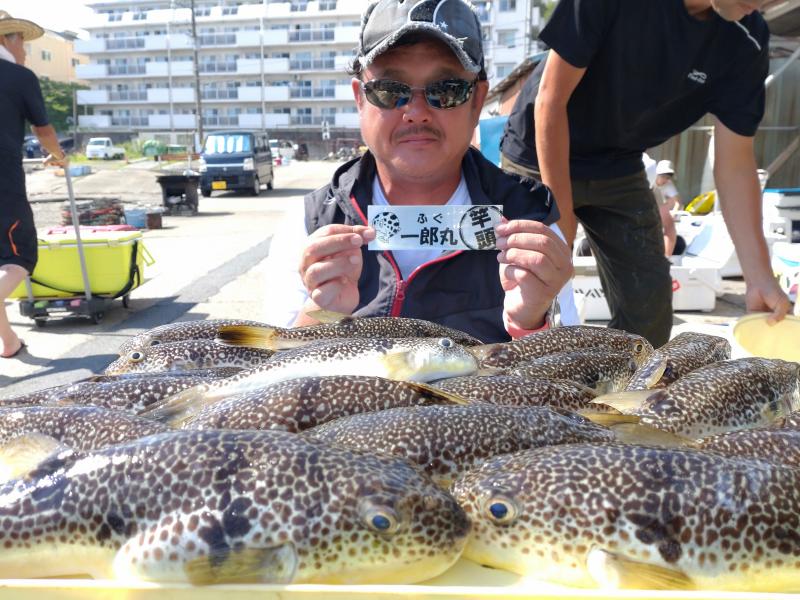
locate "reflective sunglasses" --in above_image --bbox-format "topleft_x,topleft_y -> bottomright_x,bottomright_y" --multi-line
360,78 -> 477,110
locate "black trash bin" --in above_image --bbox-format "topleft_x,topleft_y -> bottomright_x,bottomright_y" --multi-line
156,173 -> 200,215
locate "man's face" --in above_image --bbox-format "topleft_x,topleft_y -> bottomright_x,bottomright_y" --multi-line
3,33 -> 26,65
352,38 -> 488,195
710,0 -> 764,21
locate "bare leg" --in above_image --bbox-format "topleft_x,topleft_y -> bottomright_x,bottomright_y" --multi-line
0,264 -> 28,357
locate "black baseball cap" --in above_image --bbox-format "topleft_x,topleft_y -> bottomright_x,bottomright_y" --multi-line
357,0 -> 484,74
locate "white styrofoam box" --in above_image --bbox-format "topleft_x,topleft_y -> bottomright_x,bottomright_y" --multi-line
763,188 -> 800,209
772,241 -> 800,302
684,213 -> 787,277
572,256 -> 721,322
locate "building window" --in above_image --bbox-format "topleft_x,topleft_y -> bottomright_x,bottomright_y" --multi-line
498,0 -> 516,11
497,30 -> 515,48
222,6 -> 238,15
319,0 -> 337,10
495,63 -> 514,78
133,12 -> 147,20
71,58 -> 80,67
41,50 -> 52,61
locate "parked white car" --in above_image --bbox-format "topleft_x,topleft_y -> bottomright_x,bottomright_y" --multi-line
85,137 -> 125,160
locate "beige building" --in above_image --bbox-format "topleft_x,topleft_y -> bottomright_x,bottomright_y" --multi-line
24,30 -> 88,84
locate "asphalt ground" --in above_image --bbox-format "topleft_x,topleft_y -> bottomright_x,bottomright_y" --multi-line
2,158 -> 751,397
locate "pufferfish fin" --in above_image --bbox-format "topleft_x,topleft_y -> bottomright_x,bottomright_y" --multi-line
587,547 -> 695,590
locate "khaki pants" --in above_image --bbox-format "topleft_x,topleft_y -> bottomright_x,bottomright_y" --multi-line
501,155 -> 672,347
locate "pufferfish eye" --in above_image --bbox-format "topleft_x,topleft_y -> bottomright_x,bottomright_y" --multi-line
484,496 -> 518,525
633,342 -> 645,354
128,351 -> 146,363
438,338 -> 454,349
363,507 -> 400,535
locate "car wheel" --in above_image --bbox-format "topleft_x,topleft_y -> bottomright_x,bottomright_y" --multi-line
252,176 -> 261,196
201,187 -> 212,198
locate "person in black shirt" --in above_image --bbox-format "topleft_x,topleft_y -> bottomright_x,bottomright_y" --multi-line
500,0 -> 791,346
0,11 -> 67,358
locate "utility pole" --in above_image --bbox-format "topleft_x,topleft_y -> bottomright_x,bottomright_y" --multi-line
190,0 -> 204,151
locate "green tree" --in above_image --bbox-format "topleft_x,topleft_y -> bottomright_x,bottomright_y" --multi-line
541,0 -> 557,21
38,78 -> 87,135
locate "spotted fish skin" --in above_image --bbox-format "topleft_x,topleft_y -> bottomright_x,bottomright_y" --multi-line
304,405 -> 615,486
452,443 -> 800,591
180,376 -> 461,432
627,332 -> 731,391
431,375 -> 613,413
1,376 -> 224,414
171,337 -> 478,403
0,430 -> 470,584
117,319 -> 267,355
632,358 -> 800,438
471,326 -> 653,369
508,350 -> 641,393
218,316 -> 484,348
104,340 -> 274,375
0,406 -> 170,450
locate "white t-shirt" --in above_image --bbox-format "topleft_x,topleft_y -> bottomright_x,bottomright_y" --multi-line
263,174 -> 580,329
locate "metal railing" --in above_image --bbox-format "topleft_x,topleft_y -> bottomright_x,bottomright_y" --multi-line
107,65 -> 147,75
107,38 -> 145,50
289,87 -> 335,99
198,33 -> 237,46
109,90 -> 148,101
288,59 -> 335,70
288,29 -> 335,42
202,89 -> 239,100
199,62 -> 238,73
111,117 -> 149,126
290,115 -> 326,125
203,116 -> 239,126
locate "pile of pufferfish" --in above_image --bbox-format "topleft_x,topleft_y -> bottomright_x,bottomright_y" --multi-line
0,312 -> 799,592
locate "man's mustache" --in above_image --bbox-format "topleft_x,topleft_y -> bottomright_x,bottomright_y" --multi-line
393,125 -> 442,142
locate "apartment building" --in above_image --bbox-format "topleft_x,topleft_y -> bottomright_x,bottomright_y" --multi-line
25,30 -> 88,84
75,0 -> 541,144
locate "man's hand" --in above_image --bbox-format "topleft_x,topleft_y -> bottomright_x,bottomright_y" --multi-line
298,224 -> 375,317
744,276 -> 792,324
496,219 -> 573,330
43,152 -> 68,167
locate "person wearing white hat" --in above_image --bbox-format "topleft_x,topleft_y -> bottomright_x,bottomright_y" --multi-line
0,11 -> 67,358
653,160 -> 682,256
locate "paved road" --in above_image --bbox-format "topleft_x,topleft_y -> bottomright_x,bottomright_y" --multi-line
1,160 -> 338,396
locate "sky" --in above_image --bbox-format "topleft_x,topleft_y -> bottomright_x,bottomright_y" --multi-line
4,0 -> 96,38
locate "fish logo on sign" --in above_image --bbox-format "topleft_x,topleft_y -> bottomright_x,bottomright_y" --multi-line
372,211 -> 401,243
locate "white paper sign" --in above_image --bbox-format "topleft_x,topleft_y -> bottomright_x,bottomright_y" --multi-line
367,205 -> 503,251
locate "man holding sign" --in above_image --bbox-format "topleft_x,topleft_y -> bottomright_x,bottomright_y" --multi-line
266,0 -> 573,342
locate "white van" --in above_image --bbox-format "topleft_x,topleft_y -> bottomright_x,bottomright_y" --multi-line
269,138 -> 295,163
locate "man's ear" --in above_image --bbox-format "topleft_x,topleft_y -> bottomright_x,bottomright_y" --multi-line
352,78 -> 365,112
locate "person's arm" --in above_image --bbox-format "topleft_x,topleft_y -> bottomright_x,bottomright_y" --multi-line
534,51 -> 586,247
495,218 -> 573,331
32,124 -> 67,166
294,224 -> 375,326
713,119 -> 791,322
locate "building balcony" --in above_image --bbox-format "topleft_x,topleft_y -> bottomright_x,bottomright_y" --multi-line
335,113 -> 359,128
202,89 -> 239,100
237,86 -> 291,102
107,65 -> 147,76
198,33 -> 237,46
149,114 -> 197,129
288,58 -> 335,71
146,87 -> 196,103
289,87 -> 336,99
334,26 -> 360,44
109,90 -> 148,102
77,89 -> 108,105
199,62 -> 237,74
76,64 -> 108,79
238,113 -> 292,129
146,61 -> 194,77
74,38 -> 106,54
145,34 -> 193,51
334,54 -> 352,71
203,115 -> 240,127
106,38 -> 146,51
111,116 -> 150,127
290,115 -> 326,126
78,115 -> 111,128
237,57 -> 290,75
288,29 -> 335,43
